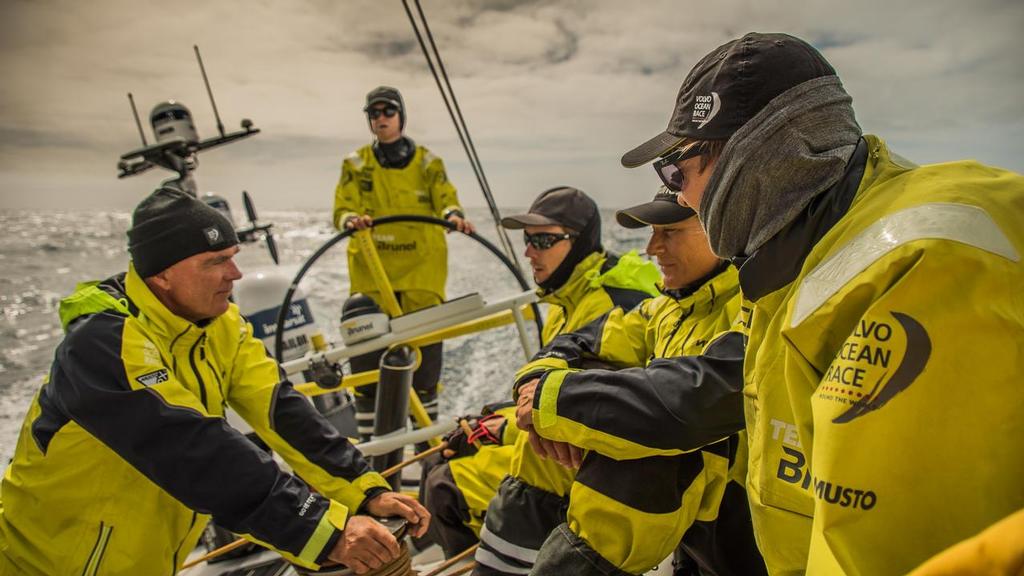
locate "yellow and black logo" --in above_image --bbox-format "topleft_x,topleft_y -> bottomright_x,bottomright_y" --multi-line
820,311 -> 931,424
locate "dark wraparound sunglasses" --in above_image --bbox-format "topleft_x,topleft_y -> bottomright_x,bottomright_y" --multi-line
368,107 -> 399,120
654,142 -> 708,192
523,231 -> 576,250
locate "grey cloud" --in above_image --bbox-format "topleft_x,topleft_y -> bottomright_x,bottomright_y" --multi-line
1,0 -> 1021,211
544,20 -> 578,65
0,126 -> 92,151
806,31 -> 865,51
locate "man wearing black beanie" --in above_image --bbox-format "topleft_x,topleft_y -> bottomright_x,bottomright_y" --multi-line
0,186 -> 431,575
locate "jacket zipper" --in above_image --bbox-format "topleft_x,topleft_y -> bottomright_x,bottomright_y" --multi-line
169,325 -> 191,373
189,335 -> 210,411
81,521 -> 113,576
549,304 -> 567,337
660,304 -> 694,358
172,511 -> 198,573
205,355 -> 226,411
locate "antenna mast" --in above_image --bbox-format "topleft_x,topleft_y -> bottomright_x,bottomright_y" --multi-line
194,45 -> 226,138
127,93 -> 148,146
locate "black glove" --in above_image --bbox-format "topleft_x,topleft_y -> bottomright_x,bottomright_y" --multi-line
441,414 -> 506,460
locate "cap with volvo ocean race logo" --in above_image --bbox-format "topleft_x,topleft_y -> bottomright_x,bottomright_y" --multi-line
621,32 -> 836,168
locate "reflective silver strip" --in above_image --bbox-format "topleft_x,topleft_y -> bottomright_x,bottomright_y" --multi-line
346,152 -> 364,170
478,524 -> 539,564
356,410 -> 375,435
474,547 -> 532,574
792,202 -> 1019,326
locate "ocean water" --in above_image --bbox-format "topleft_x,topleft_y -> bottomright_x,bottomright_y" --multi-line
0,208 -> 649,464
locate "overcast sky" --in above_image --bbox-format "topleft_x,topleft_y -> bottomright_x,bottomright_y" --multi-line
1,0 -> 1022,214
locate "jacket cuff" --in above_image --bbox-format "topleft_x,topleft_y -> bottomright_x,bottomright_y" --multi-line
336,211 -> 360,230
532,370 -> 570,431
356,486 -> 392,514
513,370 -> 548,399
350,472 -> 391,509
313,525 -> 344,567
300,499 -> 348,569
442,206 -> 464,220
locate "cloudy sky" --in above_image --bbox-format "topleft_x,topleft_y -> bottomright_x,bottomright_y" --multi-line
1,0 -> 1022,214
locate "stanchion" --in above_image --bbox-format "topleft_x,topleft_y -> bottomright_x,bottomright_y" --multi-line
372,345 -> 417,491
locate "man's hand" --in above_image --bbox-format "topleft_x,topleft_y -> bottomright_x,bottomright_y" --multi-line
517,380 -> 583,469
363,491 -> 430,538
442,414 -> 506,459
527,430 -> 583,469
327,515 -> 399,574
446,213 -> 476,234
345,214 -> 374,230
515,380 -> 540,431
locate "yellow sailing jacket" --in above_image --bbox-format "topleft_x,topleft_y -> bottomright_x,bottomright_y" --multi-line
536,250 -> 662,346
736,136 -> 1024,575
515,265 -> 757,574
519,265 -> 745,458
333,143 -> 464,300
0,266 -> 390,575
907,507 -> 1024,576
449,250 -> 660,534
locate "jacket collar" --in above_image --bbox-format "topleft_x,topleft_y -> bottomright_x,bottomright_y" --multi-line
734,138 -> 868,301
125,264 -> 208,345
659,260 -> 730,300
539,251 -> 606,308
659,263 -> 738,312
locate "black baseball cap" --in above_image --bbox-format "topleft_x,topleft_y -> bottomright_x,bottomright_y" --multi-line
616,187 -> 696,229
363,86 -> 403,111
621,33 -> 835,168
364,86 -> 406,129
501,186 -> 597,232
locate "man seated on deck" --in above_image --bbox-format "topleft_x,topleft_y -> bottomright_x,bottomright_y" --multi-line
616,32 -> 1024,574
0,186 -> 429,576
420,186 -> 660,558
476,190 -> 765,576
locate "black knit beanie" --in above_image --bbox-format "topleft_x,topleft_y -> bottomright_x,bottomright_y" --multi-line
128,186 -> 239,277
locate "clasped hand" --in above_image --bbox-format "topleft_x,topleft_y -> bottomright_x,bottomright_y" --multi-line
516,380 -> 583,469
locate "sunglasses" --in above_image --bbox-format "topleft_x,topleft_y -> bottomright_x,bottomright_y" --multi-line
368,107 -> 398,120
653,142 -> 708,192
523,231 -> 575,250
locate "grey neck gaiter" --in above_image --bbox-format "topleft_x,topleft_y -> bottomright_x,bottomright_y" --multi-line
699,76 -> 862,259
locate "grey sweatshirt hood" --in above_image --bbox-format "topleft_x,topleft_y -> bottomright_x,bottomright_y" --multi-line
699,75 -> 862,259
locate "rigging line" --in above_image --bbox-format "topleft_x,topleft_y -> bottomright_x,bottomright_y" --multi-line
400,0 -> 520,267
413,0 -> 498,208
412,0 -> 518,265
400,0 -> 495,242
397,2 -> 478,177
